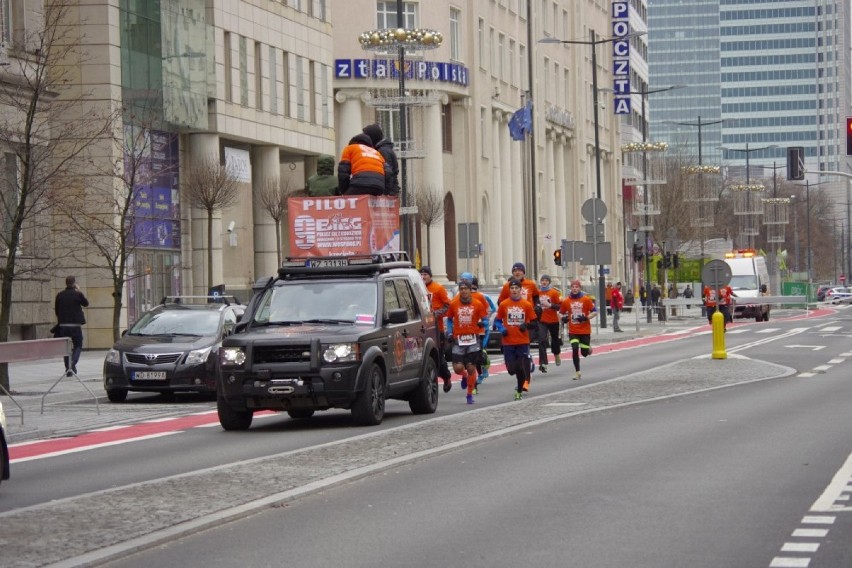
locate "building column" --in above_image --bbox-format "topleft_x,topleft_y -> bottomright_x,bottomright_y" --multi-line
335,90 -> 365,156
187,133 -> 221,295
252,146 -> 280,278
422,98 -> 448,281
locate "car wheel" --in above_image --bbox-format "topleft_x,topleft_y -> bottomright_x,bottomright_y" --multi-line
106,389 -> 128,403
409,355 -> 439,415
352,363 -> 385,426
287,408 -> 315,419
217,395 -> 253,431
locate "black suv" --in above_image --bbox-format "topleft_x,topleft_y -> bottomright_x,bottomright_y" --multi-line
103,297 -> 244,402
217,252 -> 441,429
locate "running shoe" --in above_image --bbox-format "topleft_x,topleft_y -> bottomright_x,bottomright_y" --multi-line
472,387 -> 479,395
461,375 -> 468,390
466,394 -> 475,404
573,370 -> 581,381
554,353 -> 561,366
478,370 -> 488,382
443,378 -> 452,393
539,364 -> 548,373
514,390 -> 523,401
522,379 -> 530,392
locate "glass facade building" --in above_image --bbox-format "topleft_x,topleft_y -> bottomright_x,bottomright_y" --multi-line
648,0 -> 852,180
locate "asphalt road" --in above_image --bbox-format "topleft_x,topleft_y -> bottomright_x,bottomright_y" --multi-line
3,308 -> 852,567
103,315 -> 852,568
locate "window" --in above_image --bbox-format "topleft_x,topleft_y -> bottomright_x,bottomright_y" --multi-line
478,18 -> 485,68
254,42 -> 262,110
296,56 -> 305,120
269,46 -> 277,114
490,28 -> 496,76
393,280 -> 419,321
239,35 -> 248,106
519,44 -> 527,90
508,39 -> 515,86
480,106 -> 488,158
377,1 -> 417,28
0,0 -> 10,45
441,102 -> 452,152
223,32 -> 233,102
449,8 -> 461,61
497,33 -> 504,80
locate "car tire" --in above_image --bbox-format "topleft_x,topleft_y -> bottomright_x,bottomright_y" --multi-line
106,389 -> 128,403
287,408 -> 315,419
409,355 -> 439,415
352,363 -> 385,426
217,395 -> 253,431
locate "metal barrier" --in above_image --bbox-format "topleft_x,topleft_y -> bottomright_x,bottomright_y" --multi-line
661,296 -> 809,315
0,338 -> 99,424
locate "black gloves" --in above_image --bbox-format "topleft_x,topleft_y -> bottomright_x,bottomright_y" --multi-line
477,320 -> 486,328
534,305 -> 543,318
519,323 -> 527,332
561,315 -> 569,324
501,329 -> 509,337
574,314 -> 588,323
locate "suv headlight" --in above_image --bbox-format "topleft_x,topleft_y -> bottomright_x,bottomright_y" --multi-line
105,348 -> 120,364
220,347 -> 246,366
322,343 -> 359,363
185,346 -> 213,365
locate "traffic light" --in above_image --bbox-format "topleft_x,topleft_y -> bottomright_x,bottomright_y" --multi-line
553,248 -> 562,266
847,117 -> 852,156
632,243 -> 644,262
672,253 -> 680,269
664,252 -> 672,269
787,146 -> 804,180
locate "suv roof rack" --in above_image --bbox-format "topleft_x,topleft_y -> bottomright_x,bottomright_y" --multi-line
160,295 -> 240,306
278,251 -> 413,278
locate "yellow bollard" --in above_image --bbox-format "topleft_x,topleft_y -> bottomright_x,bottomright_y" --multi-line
711,309 -> 727,359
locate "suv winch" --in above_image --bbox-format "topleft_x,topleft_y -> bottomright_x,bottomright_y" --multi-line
216,252 -> 441,429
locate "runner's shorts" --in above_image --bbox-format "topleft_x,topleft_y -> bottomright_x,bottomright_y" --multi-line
451,343 -> 482,366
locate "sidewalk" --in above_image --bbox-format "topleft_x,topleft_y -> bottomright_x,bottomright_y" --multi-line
0,314 -> 699,444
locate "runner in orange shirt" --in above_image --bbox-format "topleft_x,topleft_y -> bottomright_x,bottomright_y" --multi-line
536,274 -> 562,372
445,279 -> 490,404
420,266 -> 453,390
496,278 -> 537,400
558,279 -> 597,381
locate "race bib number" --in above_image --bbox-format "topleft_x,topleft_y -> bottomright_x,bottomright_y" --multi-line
458,333 -> 477,346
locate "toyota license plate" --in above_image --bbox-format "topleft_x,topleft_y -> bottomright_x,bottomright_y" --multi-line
133,371 -> 167,381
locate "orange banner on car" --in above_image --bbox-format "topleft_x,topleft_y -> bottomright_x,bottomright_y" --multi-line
288,195 -> 400,256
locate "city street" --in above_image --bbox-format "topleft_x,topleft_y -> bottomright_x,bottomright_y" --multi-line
1,306 -> 851,567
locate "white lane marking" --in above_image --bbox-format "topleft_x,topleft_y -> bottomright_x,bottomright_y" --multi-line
726,328 -> 749,334
756,328 -> 781,334
791,528 -> 829,538
781,543 -> 819,553
836,495 -> 850,501
797,373 -> 817,378
827,358 -> 846,364
770,558 -> 810,567
785,345 -> 826,351
10,432 -> 178,464
840,352 -> 852,357
820,326 -> 842,332
812,365 -> 832,372
802,515 -> 835,524
811,451 -> 852,512
543,402 -> 588,407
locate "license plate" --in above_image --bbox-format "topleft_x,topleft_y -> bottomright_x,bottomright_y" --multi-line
133,371 -> 167,381
308,258 -> 347,268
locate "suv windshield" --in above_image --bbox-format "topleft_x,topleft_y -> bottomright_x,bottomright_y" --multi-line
729,275 -> 758,291
130,309 -> 221,336
254,281 -> 378,324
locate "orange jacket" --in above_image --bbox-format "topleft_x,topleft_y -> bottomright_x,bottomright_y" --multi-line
338,134 -> 389,194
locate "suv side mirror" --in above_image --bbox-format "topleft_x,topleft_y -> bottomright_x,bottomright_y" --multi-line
385,308 -> 409,325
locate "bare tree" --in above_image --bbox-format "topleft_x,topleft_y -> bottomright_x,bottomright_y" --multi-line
414,185 -> 445,265
61,112 -> 176,341
254,174 -> 300,266
0,2 -> 117,389
183,158 -> 241,289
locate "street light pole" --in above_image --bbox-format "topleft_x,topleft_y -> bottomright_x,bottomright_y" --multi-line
539,30 -> 646,329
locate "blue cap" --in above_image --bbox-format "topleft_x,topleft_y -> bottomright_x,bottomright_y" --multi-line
512,262 -> 525,273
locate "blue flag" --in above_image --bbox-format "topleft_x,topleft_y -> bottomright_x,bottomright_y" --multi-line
508,102 -> 532,141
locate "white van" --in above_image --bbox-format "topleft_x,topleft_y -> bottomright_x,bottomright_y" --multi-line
724,254 -> 770,322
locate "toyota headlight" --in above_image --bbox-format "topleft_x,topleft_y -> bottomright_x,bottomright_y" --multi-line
322,343 -> 359,363
220,347 -> 246,366
105,348 -> 120,364
186,346 -> 213,365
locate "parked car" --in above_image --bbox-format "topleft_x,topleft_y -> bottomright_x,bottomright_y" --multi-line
815,284 -> 833,302
103,296 -> 244,402
0,400 -> 9,486
823,286 -> 852,304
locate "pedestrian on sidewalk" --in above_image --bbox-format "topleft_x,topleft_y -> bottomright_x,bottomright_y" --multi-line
536,274 -> 563,372
53,275 -> 89,374
559,279 -> 597,381
611,281 -> 624,332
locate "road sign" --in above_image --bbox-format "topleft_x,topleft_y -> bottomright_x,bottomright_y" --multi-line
841,274 -> 846,284
581,198 -> 607,223
701,259 -> 732,288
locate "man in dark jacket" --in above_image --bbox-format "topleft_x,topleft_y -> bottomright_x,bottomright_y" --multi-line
54,275 -> 89,374
362,123 -> 400,195
338,133 -> 391,195
306,154 -> 338,196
